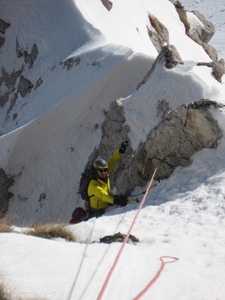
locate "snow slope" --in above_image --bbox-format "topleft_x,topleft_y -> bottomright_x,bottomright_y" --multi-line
0,0 -> 225,299
1,0 -> 225,224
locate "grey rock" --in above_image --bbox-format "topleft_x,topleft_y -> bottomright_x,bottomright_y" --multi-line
0,168 -> 14,217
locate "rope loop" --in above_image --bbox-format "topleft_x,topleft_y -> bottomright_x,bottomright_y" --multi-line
133,256 -> 179,300
160,256 -> 179,264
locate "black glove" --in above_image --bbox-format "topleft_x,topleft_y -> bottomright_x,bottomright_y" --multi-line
114,195 -> 128,207
119,141 -> 128,154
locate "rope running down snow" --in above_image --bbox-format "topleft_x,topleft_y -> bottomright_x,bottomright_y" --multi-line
66,218 -> 96,300
97,167 -> 158,300
78,212 -> 127,299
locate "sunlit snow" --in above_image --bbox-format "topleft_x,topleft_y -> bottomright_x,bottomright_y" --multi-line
0,0 -> 225,299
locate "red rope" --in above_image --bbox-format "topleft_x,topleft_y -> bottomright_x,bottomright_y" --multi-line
97,168 -> 158,300
133,256 -> 179,300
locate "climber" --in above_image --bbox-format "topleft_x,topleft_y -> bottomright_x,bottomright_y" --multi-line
87,141 -> 129,218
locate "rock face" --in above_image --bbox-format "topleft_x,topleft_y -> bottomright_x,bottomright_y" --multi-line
191,10 -> 215,44
0,96 -> 223,215
0,169 -> 14,217
0,2 -> 224,222
101,0 -> 113,11
0,19 -> 10,48
212,59 -> 225,83
93,99 -> 223,196
172,1 -> 224,81
197,59 -> 225,83
0,19 -> 39,123
0,0 -> 222,129
133,100 -> 223,182
137,45 -> 183,90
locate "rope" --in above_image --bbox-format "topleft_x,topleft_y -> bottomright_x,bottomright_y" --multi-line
130,183 -> 157,197
97,168 -> 157,300
66,218 -> 96,300
133,256 -> 179,300
78,212 -> 127,300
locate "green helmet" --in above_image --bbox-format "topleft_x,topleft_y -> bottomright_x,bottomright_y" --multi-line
93,158 -> 108,169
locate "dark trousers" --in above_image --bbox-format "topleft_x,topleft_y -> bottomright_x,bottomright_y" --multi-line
88,208 -> 105,218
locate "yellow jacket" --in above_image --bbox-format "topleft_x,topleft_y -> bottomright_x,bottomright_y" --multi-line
88,150 -> 122,210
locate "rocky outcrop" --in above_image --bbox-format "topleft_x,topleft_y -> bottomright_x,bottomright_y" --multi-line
133,100 -> 223,182
0,19 -> 10,33
0,35 -> 39,119
93,99 -> 223,196
173,1 -> 218,61
85,99 -> 130,165
172,1 -> 224,82
99,232 -> 139,244
16,41 -> 39,69
173,1 -> 215,44
212,59 -> 225,83
137,45 -> 183,90
197,59 -> 225,83
18,76 -> 34,97
0,169 -> 14,217
101,0 -> 113,11
147,15 -> 170,52
191,10 -> 215,43
0,19 -> 10,48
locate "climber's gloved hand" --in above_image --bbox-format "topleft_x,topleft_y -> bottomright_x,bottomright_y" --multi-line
119,141 -> 128,154
114,195 -> 128,207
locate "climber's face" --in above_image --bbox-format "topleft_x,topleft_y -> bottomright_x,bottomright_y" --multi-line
97,168 -> 108,179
